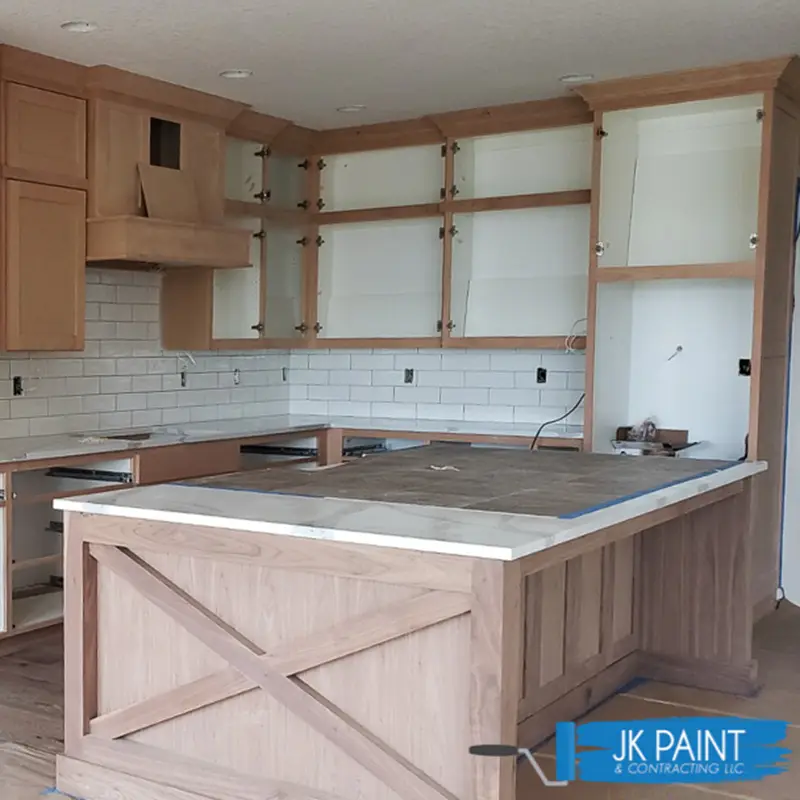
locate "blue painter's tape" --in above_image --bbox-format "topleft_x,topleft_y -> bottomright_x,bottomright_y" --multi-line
558,465 -> 738,519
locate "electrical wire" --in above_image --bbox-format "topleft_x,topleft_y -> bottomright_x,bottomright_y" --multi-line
565,317 -> 588,354
530,392 -> 586,451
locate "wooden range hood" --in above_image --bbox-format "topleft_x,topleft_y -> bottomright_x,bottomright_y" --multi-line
84,66 -> 252,270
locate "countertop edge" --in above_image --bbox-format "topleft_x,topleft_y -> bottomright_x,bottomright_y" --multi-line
54,459 -> 766,561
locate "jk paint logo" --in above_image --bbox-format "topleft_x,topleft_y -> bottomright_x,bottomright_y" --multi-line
470,717 -> 790,786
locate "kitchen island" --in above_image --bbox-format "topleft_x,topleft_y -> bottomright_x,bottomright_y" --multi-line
55,445 -> 764,800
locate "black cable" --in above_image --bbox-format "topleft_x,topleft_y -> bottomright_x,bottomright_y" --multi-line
530,392 -> 586,451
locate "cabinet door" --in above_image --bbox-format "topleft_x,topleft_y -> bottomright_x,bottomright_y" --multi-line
4,83 -> 86,183
4,181 -> 86,351
597,95 -> 763,269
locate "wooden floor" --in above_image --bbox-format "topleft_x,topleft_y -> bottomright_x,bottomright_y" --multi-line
1,603 -> 799,799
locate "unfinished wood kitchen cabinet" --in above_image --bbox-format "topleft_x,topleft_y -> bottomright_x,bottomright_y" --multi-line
0,455 -> 135,640
594,95 -> 763,276
580,58 -> 800,618
3,180 -> 86,351
315,217 -> 443,342
4,82 -> 87,187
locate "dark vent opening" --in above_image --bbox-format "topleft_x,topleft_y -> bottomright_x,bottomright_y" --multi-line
150,117 -> 181,170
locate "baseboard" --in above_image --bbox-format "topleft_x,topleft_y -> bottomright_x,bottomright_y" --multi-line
0,622 -> 62,658
753,592 -> 779,623
517,653 -> 640,749
638,652 -> 760,697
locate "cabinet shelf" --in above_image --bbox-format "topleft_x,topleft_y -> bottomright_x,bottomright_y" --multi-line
12,590 -> 63,632
595,262 -> 756,283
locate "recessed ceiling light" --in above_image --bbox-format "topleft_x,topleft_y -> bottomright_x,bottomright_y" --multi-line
559,73 -> 595,84
219,69 -> 253,79
60,21 -> 98,33
337,105 -> 366,113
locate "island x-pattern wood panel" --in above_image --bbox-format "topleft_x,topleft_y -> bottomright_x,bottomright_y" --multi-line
58,475 -> 756,800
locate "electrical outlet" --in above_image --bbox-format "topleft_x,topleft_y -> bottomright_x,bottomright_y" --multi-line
281,367 -> 288,382
180,371 -> 187,388
536,367 -> 547,384
739,359 -> 751,377
233,368 -> 241,385
404,368 -> 414,384
12,376 -> 23,396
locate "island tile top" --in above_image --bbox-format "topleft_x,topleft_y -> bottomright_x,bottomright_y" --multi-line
55,445 -> 766,560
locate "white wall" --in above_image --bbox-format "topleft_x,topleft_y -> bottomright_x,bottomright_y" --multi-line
782,234 -> 800,604
0,269 -> 289,440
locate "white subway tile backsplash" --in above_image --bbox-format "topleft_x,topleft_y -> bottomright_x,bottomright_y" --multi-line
99,411 -> 132,430
48,396 -> 83,416
489,388 -> 541,407
393,386 -> 440,404
372,370 -> 405,386
370,402 -> 417,419
290,369 -> 329,385
133,410 -> 165,427
394,353 -> 442,370
0,419 -> 30,437
490,352 -> 542,371
515,371 -> 567,390
417,403 -> 466,421
329,370 -> 372,386
116,393 -> 148,411
83,359 -> 117,377
417,371 -> 464,388
440,353 -> 492,371
100,376 -> 131,395
465,372 -> 514,389
83,395 -> 117,413
309,354 -> 351,370
542,353 -> 585,371
132,376 -> 162,393
351,386 -> 395,403
351,354 -> 395,370
308,385 -> 350,401
440,388 -> 490,405
465,405 -> 514,423
11,398 -> 49,418
328,401 -> 372,417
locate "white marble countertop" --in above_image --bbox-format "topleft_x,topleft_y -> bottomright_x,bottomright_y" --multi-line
55,458 -> 766,561
0,414 -> 581,465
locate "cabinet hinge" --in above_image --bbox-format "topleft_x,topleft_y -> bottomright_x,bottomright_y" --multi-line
436,319 -> 443,332
253,190 -> 271,202
253,230 -> 266,240
438,224 -> 458,239
441,144 -> 447,158
296,236 -> 309,246
297,200 -> 310,209
749,233 -> 759,249
315,235 -> 325,247
298,159 -> 310,170
449,184 -> 459,198
316,198 -> 325,210
255,146 -> 270,158
294,322 -> 309,333
317,158 -> 327,170
440,187 -> 446,200
451,141 -> 460,153
251,322 -> 265,333
313,322 -> 323,333
757,109 -> 765,123
595,127 -> 608,139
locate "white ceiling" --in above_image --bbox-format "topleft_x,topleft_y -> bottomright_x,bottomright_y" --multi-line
1,0 -> 799,128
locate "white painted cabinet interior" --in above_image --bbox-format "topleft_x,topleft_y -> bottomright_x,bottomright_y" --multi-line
781,231 -> 800,604
213,217 -> 262,339
319,145 -> 443,211
597,95 -> 764,268
454,125 -> 593,198
268,152 -> 306,210
450,205 -> 590,337
592,279 -> 754,460
316,218 -> 442,338
224,139 -> 264,203
0,475 -> 5,634
265,225 -> 305,338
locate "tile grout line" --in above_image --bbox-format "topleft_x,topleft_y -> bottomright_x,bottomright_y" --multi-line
620,691 -> 800,730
